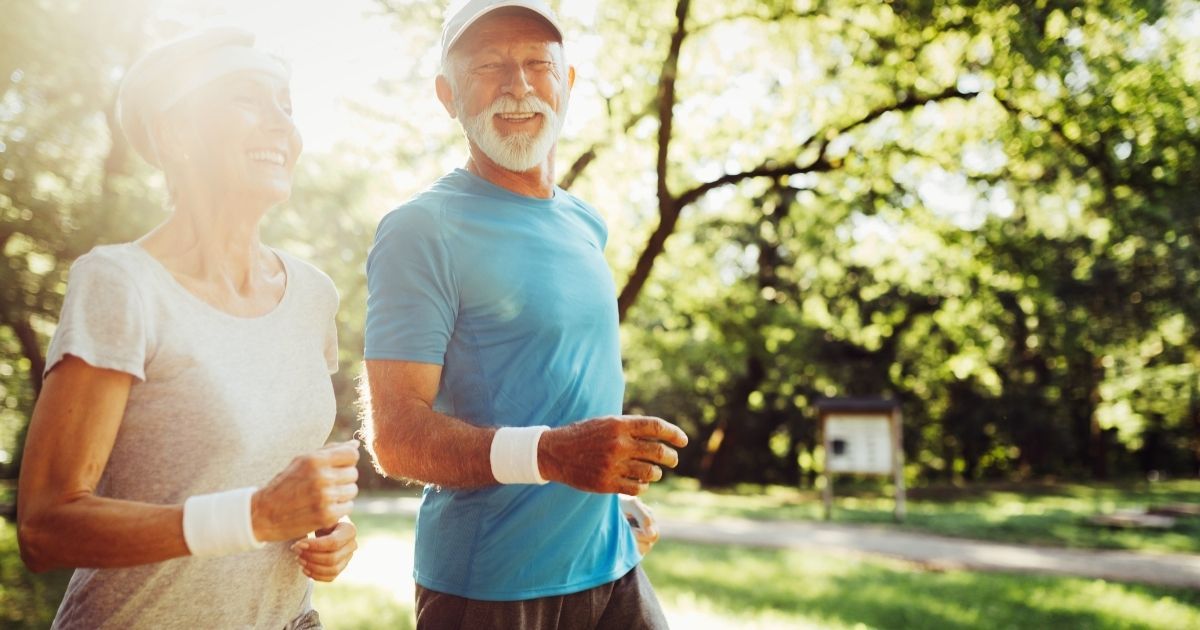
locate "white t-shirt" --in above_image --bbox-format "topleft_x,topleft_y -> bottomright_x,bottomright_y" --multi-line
43,243 -> 339,630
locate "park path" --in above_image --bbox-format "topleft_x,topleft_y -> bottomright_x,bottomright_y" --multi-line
355,496 -> 1200,590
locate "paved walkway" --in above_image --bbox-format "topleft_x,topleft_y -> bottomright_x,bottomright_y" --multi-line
355,496 -> 1200,590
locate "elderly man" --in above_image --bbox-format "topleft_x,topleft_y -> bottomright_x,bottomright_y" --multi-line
362,0 -> 687,628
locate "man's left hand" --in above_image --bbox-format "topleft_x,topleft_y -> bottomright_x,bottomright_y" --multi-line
620,495 -> 660,555
292,518 -> 358,582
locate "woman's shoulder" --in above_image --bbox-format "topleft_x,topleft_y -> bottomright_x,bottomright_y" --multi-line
68,242 -> 154,287
274,248 -> 339,308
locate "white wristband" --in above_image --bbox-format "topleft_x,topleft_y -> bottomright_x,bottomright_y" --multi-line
490,426 -> 550,485
182,486 -> 266,557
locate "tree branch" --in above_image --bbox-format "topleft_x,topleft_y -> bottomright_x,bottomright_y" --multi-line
559,100 -> 654,190
992,94 -> 1114,190
614,0 -> 691,321
675,86 -> 981,209
655,0 -> 690,206
689,5 -> 823,34
618,85 -> 979,321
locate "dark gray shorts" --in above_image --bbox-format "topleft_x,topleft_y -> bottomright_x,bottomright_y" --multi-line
415,565 -> 669,630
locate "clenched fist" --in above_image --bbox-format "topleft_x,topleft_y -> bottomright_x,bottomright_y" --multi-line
538,416 -> 688,495
251,440 -> 361,543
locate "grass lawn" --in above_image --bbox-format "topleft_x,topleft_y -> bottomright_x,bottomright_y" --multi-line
644,540 -> 1200,630
309,512 -> 1200,630
639,477 -> 1200,554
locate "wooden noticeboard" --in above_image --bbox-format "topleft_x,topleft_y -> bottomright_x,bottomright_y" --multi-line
816,398 -> 906,522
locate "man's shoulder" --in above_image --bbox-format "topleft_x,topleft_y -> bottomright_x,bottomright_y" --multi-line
555,187 -> 604,219
376,172 -> 475,233
555,188 -> 609,244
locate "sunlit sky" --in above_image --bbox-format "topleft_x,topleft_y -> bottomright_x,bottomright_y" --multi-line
156,0 -> 604,152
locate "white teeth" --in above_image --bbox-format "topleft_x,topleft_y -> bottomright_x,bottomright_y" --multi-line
498,113 -> 537,121
247,150 -> 285,165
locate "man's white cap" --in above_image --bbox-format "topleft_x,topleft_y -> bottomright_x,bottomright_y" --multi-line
440,0 -> 564,68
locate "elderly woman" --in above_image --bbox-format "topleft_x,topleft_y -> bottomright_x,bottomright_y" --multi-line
16,28 -> 357,629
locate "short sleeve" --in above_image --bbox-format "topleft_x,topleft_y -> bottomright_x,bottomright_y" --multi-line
45,252 -> 149,380
364,204 -> 459,364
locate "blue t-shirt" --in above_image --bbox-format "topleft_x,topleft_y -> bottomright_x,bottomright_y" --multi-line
364,168 -> 640,601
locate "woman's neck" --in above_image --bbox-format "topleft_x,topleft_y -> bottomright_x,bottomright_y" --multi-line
139,194 -> 277,296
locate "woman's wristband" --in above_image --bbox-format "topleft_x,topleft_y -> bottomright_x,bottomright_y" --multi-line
182,487 -> 266,556
490,426 -> 550,485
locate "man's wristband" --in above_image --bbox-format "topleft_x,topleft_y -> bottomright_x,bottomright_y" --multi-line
490,426 -> 551,485
182,486 -> 266,557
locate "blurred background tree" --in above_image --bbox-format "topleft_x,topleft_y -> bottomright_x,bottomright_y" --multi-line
2,0 -> 1198,490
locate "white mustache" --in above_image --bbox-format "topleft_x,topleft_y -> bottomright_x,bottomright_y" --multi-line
459,91 -> 567,172
484,94 -> 555,118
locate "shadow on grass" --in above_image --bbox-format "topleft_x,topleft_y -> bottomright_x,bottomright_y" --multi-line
643,540 -> 1200,630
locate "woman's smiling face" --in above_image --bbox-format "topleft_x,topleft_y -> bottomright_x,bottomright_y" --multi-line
169,69 -> 303,207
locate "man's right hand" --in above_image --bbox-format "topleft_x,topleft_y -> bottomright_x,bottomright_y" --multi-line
251,440 -> 361,543
537,416 -> 688,495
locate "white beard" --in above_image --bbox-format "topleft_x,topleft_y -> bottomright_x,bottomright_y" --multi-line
460,93 -> 566,172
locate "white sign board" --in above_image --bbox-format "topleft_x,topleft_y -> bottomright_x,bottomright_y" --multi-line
825,413 -> 893,474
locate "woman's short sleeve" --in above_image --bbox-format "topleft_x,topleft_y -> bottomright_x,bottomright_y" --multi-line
44,252 -> 149,381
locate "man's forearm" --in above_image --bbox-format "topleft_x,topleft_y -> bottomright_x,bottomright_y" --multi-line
362,360 -> 687,494
366,402 -> 498,488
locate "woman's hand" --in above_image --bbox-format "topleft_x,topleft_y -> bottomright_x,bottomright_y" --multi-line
251,440 -> 361,543
292,519 -> 358,582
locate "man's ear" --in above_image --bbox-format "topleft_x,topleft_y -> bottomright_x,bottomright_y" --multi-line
435,75 -> 458,119
567,64 -> 576,93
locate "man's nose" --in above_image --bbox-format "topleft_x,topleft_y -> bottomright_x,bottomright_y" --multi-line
501,65 -> 534,100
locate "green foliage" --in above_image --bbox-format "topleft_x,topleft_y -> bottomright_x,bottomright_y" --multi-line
0,0 -> 160,474
2,0 -> 1198,487
608,0 -> 1200,484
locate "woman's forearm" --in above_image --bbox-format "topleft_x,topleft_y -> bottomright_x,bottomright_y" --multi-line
19,495 -> 188,572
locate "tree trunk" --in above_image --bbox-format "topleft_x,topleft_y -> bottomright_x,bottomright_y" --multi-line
1192,371 -> 1200,477
9,316 -> 45,397
699,353 -> 768,487
3,314 -> 45,478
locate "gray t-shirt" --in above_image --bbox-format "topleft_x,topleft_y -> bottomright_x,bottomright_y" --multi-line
43,243 -> 339,630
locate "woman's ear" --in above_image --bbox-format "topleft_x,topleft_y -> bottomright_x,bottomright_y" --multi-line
148,113 -> 191,167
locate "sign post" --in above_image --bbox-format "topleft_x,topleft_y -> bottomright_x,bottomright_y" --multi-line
816,398 -> 905,522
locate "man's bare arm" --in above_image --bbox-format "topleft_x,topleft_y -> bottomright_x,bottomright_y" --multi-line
362,359 -> 688,493
362,359 -> 496,488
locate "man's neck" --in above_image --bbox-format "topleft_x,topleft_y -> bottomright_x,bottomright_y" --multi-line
465,146 -> 556,200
